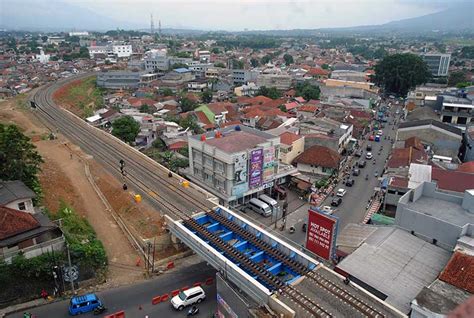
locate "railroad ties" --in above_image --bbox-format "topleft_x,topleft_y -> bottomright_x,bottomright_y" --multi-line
182,216 -> 331,318
206,210 -> 385,318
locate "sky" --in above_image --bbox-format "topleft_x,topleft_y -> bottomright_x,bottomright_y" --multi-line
60,0 -> 459,30
1,0 -> 466,31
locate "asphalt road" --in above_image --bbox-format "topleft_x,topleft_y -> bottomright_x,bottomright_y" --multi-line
8,262 -> 216,318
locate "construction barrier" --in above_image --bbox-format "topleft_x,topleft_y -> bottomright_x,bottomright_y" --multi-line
182,180 -> 190,188
166,261 -> 174,269
205,277 -> 214,285
152,296 -> 161,305
104,311 -> 125,318
134,194 -> 142,203
171,289 -> 180,297
181,286 -> 189,292
193,282 -> 202,287
160,294 -> 169,302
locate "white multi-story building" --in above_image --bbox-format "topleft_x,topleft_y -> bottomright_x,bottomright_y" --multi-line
88,44 -> 133,59
187,125 -> 298,206
68,31 -> 89,37
113,45 -> 133,58
420,53 -> 451,77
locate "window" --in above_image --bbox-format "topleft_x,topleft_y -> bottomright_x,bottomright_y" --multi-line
18,202 -> 26,211
216,179 -> 224,188
204,173 -> 212,183
215,161 -> 224,172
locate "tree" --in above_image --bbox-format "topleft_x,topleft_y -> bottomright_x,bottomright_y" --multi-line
283,54 -> 294,65
112,116 -> 140,143
261,55 -> 272,65
171,63 -> 188,69
257,86 -> 281,99
448,71 -> 467,86
250,58 -> 259,68
0,124 -> 43,198
180,97 -> 197,112
201,90 -> 213,103
160,88 -> 174,96
373,53 -> 431,96
41,36 -> 48,43
211,47 -> 221,54
295,81 -> 320,100
139,104 -> 155,114
231,59 -> 244,69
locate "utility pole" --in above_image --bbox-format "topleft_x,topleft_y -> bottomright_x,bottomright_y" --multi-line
66,243 -> 75,295
151,237 -> 156,273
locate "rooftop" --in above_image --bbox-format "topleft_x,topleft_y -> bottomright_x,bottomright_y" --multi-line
279,131 -> 302,146
294,145 -> 341,168
0,205 -> 40,240
0,180 -> 36,206
337,227 -> 452,313
439,251 -> 474,293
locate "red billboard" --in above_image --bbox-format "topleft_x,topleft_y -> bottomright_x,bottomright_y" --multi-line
306,209 -> 337,260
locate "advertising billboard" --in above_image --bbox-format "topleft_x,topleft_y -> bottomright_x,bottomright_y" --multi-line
233,153 -> 248,184
262,147 -> 276,182
306,208 -> 338,260
248,148 -> 263,189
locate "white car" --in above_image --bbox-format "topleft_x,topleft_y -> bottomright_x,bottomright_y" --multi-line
170,286 -> 206,311
321,206 -> 334,214
366,152 -> 373,160
376,130 -> 383,136
336,188 -> 347,197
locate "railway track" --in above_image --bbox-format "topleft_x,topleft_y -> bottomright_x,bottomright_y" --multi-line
206,210 -> 385,318
182,217 -> 331,318
30,75 -> 213,220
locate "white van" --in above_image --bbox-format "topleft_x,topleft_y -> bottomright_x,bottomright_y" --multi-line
248,198 -> 272,217
258,194 -> 278,213
170,286 -> 206,310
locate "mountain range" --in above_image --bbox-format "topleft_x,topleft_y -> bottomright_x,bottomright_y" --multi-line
1,0 -> 473,35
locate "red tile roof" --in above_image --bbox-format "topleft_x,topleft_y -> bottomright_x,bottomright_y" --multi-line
431,167 -> 474,193
458,161 -> 474,174
294,97 -> 306,103
168,141 -> 188,151
387,147 -> 428,168
194,111 -> 212,126
279,132 -> 303,145
439,251 -> 474,293
405,136 -> 424,150
298,105 -> 318,113
389,176 -> 409,188
307,67 -> 329,77
260,98 -> 287,109
207,102 -> 234,115
0,206 -> 40,240
237,95 -> 272,106
294,145 -> 341,168
284,102 -> 299,111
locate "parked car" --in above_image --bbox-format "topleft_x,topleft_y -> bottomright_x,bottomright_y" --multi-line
331,197 -> 342,207
368,135 -> 375,141
171,286 -> 206,311
354,150 -> 362,157
320,206 -> 334,214
345,179 -> 355,187
336,188 -> 347,197
366,152 -> 373,160
366,144 -> 372,151
69,294 -> 103,316
352,168 -> 360,176
358,160 -> 367,168
377,130 -> 383,136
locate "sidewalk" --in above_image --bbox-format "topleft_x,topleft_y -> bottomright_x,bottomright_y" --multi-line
0,298 -> 51,318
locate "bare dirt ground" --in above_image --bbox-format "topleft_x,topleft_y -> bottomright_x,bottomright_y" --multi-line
0,96 -> 166,287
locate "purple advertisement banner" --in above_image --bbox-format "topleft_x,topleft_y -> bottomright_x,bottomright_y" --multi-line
249,149 -> 263,188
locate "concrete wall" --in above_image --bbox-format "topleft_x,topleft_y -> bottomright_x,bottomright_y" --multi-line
304,136 -> 339,153
296,162 -> 334,177
280,137 -> 304,165
397,126 -> 461,158
5,198 -> 35,214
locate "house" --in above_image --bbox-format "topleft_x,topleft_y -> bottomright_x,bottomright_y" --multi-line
0,206 -> 65,263
0,180 -> 36,214
293,145 -> 341,177
279,132 -> 304,165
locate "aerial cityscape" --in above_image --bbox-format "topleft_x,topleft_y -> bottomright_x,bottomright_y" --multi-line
0,0 -> 474,317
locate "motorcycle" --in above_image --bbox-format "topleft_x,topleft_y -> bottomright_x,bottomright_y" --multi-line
365,174 -> 368,180
302,223 -> 307,233
187,306 -> 199,316
289,226 -> 296,234
93,305 -> 107,315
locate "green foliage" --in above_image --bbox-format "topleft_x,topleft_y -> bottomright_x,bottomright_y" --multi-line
283,54 -> 294,65
160,88 -> 174,96
456,82 -> 473,89
180,97 -> 198,112
214,62 -> 226,68
448,71 -> 467,86
257,86 -> 281,99
174,51 -> 192,58
112,116 -> 140,143
145,149 -> 189,172
250,58 -> 259,68
152,138 -> 166,150
321,64 -> 330,70
178,147 -> 189,158
171,63 -> 189,69
53,202 -> 107,269
459,46 -> 474,59
231,59 -> 244,69
295,81 -> 320,101
0,124 -> 43,200
261,55 -> 272,65
201,90 -> 213,103
278,105 -> 287,113
374,53 -> 431,96
139,104 -> 155,114
314,177 -> 329,189
211,47 -> 221,54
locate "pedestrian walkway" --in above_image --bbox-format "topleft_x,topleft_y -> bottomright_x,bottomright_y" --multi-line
363,199 -> 382,224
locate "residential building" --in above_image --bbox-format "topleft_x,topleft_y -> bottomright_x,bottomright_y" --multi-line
97,71 -> 145,89
187,79 -> 209,93
232,69 -> 259,86
397,119 -> 463,158
462,122 -> 474,162
300,119 -> 353,153
320,79 -> 379,100
112,45 -> 133,58
188,63 -> 214,78
256,74 -> 292,90
420,53 -> 451,77
331,70 -> 368,82
0,180 -> 36,214
158,68 -> 195,91
47,36 -> 65,45
439,95 -> 474,126
234,83 -> 259,97
278,132 -> 304,165
144,49 -> 169,71
396,181 -> 474,250
293,145 -> 341,177
186,125 -> 297,206
88,44 -> 133,59
0,206 -> 65,263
